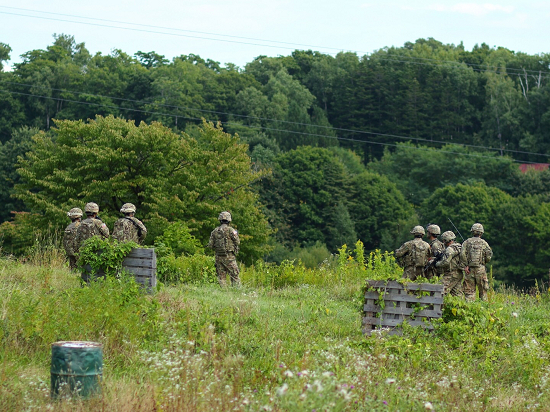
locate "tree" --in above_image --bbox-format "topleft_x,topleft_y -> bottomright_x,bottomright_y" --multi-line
0,127 -> 39,222
261,146 -> 347,251
347,171 -> 415,251
369,143 -> 519,205
0,42 -> 11,71
14,116 -> 271,262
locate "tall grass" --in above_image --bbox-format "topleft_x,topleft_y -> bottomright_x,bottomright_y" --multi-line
1,246 -> 550,411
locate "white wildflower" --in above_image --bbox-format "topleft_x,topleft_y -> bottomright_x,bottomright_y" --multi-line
284,370 -> 294,378
276,383 -> 289,396
385,378 -> 396,384
424,401 -> 434,410
512,312 -> 518,318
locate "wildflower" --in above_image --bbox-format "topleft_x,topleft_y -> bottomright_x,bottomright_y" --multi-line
512,312 -> 518,318
276,383 -> 288,397
284,370 -> 294,378
385,378 -> 396,384
424,401 -> 434,410
383,400 -> 388,405
322,371 -> 332,377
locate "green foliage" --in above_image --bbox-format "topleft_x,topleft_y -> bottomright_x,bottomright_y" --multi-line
266,241 -> 332,268
77,236 -> 138,277
0,212 -> 39,255
156,253 -> 216,284
14,116 -> 272,262
153,221 -> 203,257
369,143 -> 519,205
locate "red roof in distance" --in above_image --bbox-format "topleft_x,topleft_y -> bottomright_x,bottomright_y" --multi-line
519,163 -> 550,173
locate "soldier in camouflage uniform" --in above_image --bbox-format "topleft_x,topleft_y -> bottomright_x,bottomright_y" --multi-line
63,207 -> 83,270
112,203 -> 147,244
425,224 -> 445,279
394,226 -> 432,281
459,223 -> 493,301
208,211 -> 241,287
435,231 -> 463,297
75,202 -> 110,253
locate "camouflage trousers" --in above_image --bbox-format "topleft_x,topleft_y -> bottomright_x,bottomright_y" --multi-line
441,271 -> 464,297
68,255 -> 78,271
215,255 -> 241,287
402,266 -> 424,281
463,266 -> 489,302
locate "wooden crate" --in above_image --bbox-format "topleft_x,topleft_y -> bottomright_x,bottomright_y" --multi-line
363,280 -> 443,335
122,248 -> 157,292
81,248 -> 157,292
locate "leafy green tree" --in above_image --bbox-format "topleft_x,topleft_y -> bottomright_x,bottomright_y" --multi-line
14,116 -> 271,262
369,143 -> 518,205
262,146 -> 347,250
0,42 -> 11,71
347,171 -> 415,251
0,127 -> 39,222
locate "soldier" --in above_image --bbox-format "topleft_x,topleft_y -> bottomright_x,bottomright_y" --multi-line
208,211 -> 241,287
460,223 -> 493,301
75,202 -> 110,253
63,207 -> 83,270
394,226 -> 432,281
112,203 -> 147,244
425,224 -> 445,279
435,231 -> 463,297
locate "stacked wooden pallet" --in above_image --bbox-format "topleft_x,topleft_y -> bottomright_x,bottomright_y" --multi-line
363,280 -> 444,335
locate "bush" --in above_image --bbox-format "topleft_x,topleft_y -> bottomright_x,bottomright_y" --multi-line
157,253 -> 217,284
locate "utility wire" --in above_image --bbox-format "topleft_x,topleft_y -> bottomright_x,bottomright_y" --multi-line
2,79 -> 548,159
0,88 -> 544,165
2,8 -> 550,78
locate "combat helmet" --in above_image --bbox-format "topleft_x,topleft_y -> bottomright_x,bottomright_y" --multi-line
120,203 -> 136,214
218,211 -> 232,222
84,202 -> 99,214
440,231 -> 456,243
470,223 -> 484,234
67,207 -> 83,218
426,224 -> 441,235
410,225 -> 425,235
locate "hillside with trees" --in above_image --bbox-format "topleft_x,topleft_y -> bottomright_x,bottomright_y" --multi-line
1,34 -> 550,286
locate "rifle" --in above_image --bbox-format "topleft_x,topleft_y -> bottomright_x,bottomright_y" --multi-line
424,250 -> 445,273
447,217 -> 465,242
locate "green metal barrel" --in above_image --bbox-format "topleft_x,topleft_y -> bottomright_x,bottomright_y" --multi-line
50,341 -> 103,398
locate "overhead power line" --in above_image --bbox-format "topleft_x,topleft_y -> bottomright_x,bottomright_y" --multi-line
1,6 -> 549,78
2,79 -> 548,159
0,88 -> 544,165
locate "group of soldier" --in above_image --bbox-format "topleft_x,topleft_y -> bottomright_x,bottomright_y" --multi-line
395,223 -> 493,301
63,204 -> 241,287
63,202 -> 147,271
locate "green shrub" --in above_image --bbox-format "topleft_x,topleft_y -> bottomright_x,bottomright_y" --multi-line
78,236 -> 139,277
157,253 -> 216,284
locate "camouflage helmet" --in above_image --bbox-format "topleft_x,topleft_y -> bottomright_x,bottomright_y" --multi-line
84,202 -> 99,213
120,203 -> 136,214
410,225 -> 425,235
67,207 -> 83,218
218,211 -> 232,222
440,231 -> 456,242
426,224 -> 441,235
471,223 -> 484,234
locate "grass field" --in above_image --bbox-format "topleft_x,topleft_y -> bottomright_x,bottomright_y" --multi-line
1,248 -> 550,411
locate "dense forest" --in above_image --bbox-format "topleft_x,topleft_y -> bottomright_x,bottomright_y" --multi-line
1,34 -> 550,286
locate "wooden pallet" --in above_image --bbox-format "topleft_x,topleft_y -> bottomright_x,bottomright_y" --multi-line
363,280 -> 443,335
82,248 -> 157,292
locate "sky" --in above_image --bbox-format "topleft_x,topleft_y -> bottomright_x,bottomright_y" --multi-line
1,1 -> 549,70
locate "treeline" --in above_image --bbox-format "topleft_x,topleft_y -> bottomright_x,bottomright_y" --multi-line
1,35 -> 550,286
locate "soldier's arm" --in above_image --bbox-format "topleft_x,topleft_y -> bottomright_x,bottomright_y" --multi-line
207,231 -> 215,249
231,229 -> 240,254
95,219 -> 110,238
394,242 -> 409,258
436,247 -> 454,269
136,219 -> 147,242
